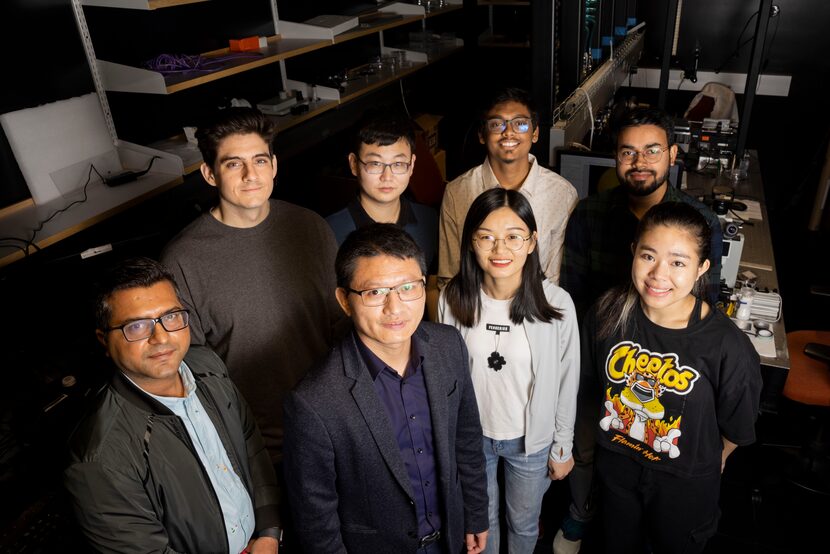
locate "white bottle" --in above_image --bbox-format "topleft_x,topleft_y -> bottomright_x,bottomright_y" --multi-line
736,285 -> 755,321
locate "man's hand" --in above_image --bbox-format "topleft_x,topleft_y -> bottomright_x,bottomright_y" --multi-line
548,457 -> 574,480
247,536 -> 278,554
465,530 -> 488,553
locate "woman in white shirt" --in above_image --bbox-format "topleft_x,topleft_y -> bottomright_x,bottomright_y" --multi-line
439,188 -> 580,554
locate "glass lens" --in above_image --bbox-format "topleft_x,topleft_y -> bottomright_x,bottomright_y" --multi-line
618,150 -> 635,162
362,161 -> 410,174
510,118 -> 531,133
643,147 -> 664,163
363,161 -> 385,174
159,310 -> 189,332
390,162 -> 410,174
361,288 -> 390,306
474,235 -> 496,250
397,280 -> 425,301
504,234 -> 528,250
618,147 -> 665,163
123,319 -> 154,341
486,119 -> 506,133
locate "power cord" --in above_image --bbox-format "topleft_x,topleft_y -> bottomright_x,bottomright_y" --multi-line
399,79 -> 411,118
24,164 -> 100,253
103,156 -> 160,187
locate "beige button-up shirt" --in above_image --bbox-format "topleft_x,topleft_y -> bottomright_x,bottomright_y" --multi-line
438,154 -> 578,286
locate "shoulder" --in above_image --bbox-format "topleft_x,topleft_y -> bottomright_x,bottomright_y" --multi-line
674,189 -> 719,223
542,279 -> 575,306
271,199 -> 328,228
67,385 -> 139,466
162,212 -> 216,259
537,165 -> 578,197
325,207 -> 355,245
288,343 -> 355,412
702,309 -> 754,343
566,190 -> 613,230
408,200 -> 437,219
444,165 -> 482,195
271,200 -> 338,247
410,200 -> 438,223
185,346 -> 230,378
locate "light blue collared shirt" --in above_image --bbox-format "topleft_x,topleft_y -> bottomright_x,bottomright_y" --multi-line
128,362 -> 255,554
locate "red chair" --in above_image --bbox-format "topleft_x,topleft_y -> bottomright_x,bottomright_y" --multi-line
782,330 -> 830,494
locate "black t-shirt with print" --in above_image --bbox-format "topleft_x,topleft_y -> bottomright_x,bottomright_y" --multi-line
580,299 -> 762,478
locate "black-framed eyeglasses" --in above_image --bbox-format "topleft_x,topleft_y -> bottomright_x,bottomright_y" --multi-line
357,159 -> 412,175
484,117 -> 533,134
346,278 -> 426,307
617,145 -> 670,164
106,309 -> 190,342
473,234 -> 533,251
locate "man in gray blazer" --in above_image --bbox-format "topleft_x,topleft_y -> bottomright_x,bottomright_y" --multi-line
284,224 -> 489,554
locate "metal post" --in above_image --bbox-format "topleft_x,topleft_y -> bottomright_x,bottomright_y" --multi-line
70,0 -> 118,145
531,0 -> 555,165
736,0 -> 773,159
657,0 -> 679,109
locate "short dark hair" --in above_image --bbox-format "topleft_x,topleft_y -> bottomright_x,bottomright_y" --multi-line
196,107 -> 277,169
335,224 -> 426,288
94,257 -> 181,330
479,87 -> 538,134
444,188 -> 562,327
611,107 -> 675,147
353,108 -> 416,155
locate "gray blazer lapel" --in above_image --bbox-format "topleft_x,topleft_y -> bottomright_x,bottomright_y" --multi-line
417,327 -> 453,490
341,334 -> 414,500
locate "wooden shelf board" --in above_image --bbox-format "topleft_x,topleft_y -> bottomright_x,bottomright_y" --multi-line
339,63 -> 426,104
160,36 -> 331,94
82,0 -> 210,9
479,0 -> 530,5
0,174 -> 182,268
148,0 -> 209,8
425,4 -> 464,18
272,99 -> 340,132
334,14 -> 423,44
148,135 -> 203,174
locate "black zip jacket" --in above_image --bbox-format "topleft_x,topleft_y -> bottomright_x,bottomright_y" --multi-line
65,346 -> 280,554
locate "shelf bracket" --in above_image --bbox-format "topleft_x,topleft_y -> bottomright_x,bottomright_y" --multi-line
70,0 -> 118,146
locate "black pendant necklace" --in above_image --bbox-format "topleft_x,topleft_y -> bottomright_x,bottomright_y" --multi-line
485,324 -> 509,371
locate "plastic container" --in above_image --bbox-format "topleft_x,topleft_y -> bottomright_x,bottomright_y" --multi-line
736,285 -> 755,320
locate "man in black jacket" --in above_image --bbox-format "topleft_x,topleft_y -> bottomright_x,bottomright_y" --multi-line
65,257 -> 281,554
284,224 -> 489,554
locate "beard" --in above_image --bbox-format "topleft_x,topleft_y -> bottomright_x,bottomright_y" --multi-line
618,166 -> 670,197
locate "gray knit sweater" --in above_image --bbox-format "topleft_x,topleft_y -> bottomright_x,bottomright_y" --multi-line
162,199 -> 342,461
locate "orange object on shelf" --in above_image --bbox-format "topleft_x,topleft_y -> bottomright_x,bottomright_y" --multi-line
230,36 -> 261,52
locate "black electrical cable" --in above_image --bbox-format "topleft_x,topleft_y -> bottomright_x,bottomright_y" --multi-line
714,10 -> 759,74
27,164 -> 99,249
760,12 -> 781,73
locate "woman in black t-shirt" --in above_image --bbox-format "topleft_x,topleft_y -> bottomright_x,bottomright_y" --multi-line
579,202 -> 761,554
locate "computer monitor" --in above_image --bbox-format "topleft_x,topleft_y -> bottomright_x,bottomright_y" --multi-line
556,150 -> 682,199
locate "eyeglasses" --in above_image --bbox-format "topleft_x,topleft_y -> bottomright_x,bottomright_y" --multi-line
617,145 -> 670,164
484,117 -> 533,134
106,309 -> 190,342
346,278 -> 426,307
358,159 -> 412,175
473,234 -> 532,251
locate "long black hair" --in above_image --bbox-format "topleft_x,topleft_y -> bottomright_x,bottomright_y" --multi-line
595,201 -> 712,339
444,188 -> 562,327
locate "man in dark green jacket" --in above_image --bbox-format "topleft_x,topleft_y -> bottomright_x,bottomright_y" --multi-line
65,257 -> 281,554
